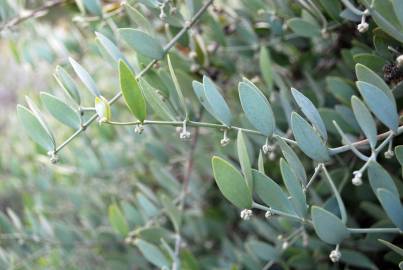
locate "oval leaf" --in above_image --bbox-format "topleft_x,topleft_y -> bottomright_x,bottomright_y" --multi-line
167,54 -> 187,119
376,188 -> 403,231
119,28 -> 164,60
54,66 -> 81,105
368,161 -> 399,199
351,96 -> 377,149
277,137 -> 307,185
287,18 -> 321,38
355,63 -> 393,100
252,169 -> 296,215
356,81 -> 398,132
280,159 -> 307,217
17,105 -> 55,152
135,239 -> 169,268
192,80 -> 215,116
291,88 -> 327,141
239,80 -> 275,137
108,203 -> 129,236
96,32 -> 128,65
237,130 -> 252,192
203,76 -> 232,126
211,156 -> 252,209
291,112 -> 329,162
69,57 -> 101,97
119,60 -> 147,122
40,93 -> 81,129
311,206 -> 350,244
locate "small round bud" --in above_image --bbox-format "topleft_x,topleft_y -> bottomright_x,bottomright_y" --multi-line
190,64 -> 199,73
220,137 -> 230,147
98,117 -> 107,124
357,22 -> 369,33
207,42 -> 218,53
189,51 -> 197,59
262,144 -> 273,154
321,29 -> 329,38
269,151 -> 276,161
384,150 -> 394,159
396,55 -> 403,67
363,9 -> 370,16
282,241 -> 289,250
329,249 -> 341,263
264,209 -> 273,219
352,176 -> 362,186
134,124 -> 144,134
269,94 -> 276,103
277,234 -> 283,240
240,209 -> 253,220
159,12 -> 167,21
48,151 -> 59,164
179,131 -> 191,140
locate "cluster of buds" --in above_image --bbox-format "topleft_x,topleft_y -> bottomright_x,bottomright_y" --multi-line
329,248 -> 341,263
262,143 -> 276,160
179,121 -> 191,140
384,150 -> 394,159
240,209 -> 253,220
357,10 -> 369,33
124,231 -> 137,245
352,171 -> 363,186
397,55 -> 403,67
47,151 -> 59,164
134,124 -> 144,134
220,129 -> 230,146
264,209 -> 273,219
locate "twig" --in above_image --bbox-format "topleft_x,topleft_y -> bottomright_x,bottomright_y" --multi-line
0,0 -> 69,32
54,0 -> 214,154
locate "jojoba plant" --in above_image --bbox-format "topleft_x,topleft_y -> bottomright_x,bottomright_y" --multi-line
1,0 -> 403,269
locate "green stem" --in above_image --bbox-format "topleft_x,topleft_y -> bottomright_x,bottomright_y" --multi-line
348,228 -> 401,234
54,0 -> 214,154
321,164 -> 347,224
252,202 -> 304,223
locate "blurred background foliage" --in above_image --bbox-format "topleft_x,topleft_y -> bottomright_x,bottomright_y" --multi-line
0,0 -> 403,269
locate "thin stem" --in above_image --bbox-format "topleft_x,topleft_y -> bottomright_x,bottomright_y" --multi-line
54,0 -> 214,154
321,164 -> 347,224
0,0 -> 69,31
252,202 -> 304,222
304,164 -> 322,191
340,0 -> 366,16
348,228 -> 401,234
375,132 -> 394,154
333,121 -> 369,161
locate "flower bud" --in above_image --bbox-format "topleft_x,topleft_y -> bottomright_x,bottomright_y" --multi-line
329,249 -> 341,263
357,22 -> 369,33
240,209 -> 252,220
134,124 -> 144,134
384,150 -> 394,159
265,209 -> 273,219
397,55 -> 403,67
220,137 -> 230,146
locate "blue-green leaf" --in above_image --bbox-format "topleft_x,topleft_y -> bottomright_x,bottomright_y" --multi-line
119,28 -> 164,60
96,32 -> 128,65
53,66 -> 81,105
340,250 -> 378,270
135,239 -> 169,268
69,57 -> 101,97
140,79 -> 175,121
259,46 -> 273,93
252,169 -> 296,215
83,0 -> 102,16
211,156 -> 252,209
280,159 -> 307,218
351,96 -> 377,149
119,60 -> 147,122
277,137 -> 307,185
237,131 -> 253,193
40,93 -> 81,129
239,80 -> 275,137
203,76 -> 232,126
291,88 -> 327,141
287,18 -> 321,38
291,112 -> 329,162
311,206 -> 350,244
393,0 -> 403,27
355,64 -> 393,101
356,81 -> 398,132
378,239 -> 403,256
17,105 -> 55,152
376,188 -> 403,230
192,81 -> 215,116
246,240 -> 279,261
368,161 -> 399,198
167,54 -> 187,119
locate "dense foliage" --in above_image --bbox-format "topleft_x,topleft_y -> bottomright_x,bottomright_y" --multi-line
1,0 -> 403,269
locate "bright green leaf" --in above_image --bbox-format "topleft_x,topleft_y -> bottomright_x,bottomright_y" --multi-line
108,203 -> 129,236
211,156 -> 252,209
119,60 -> 147,122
